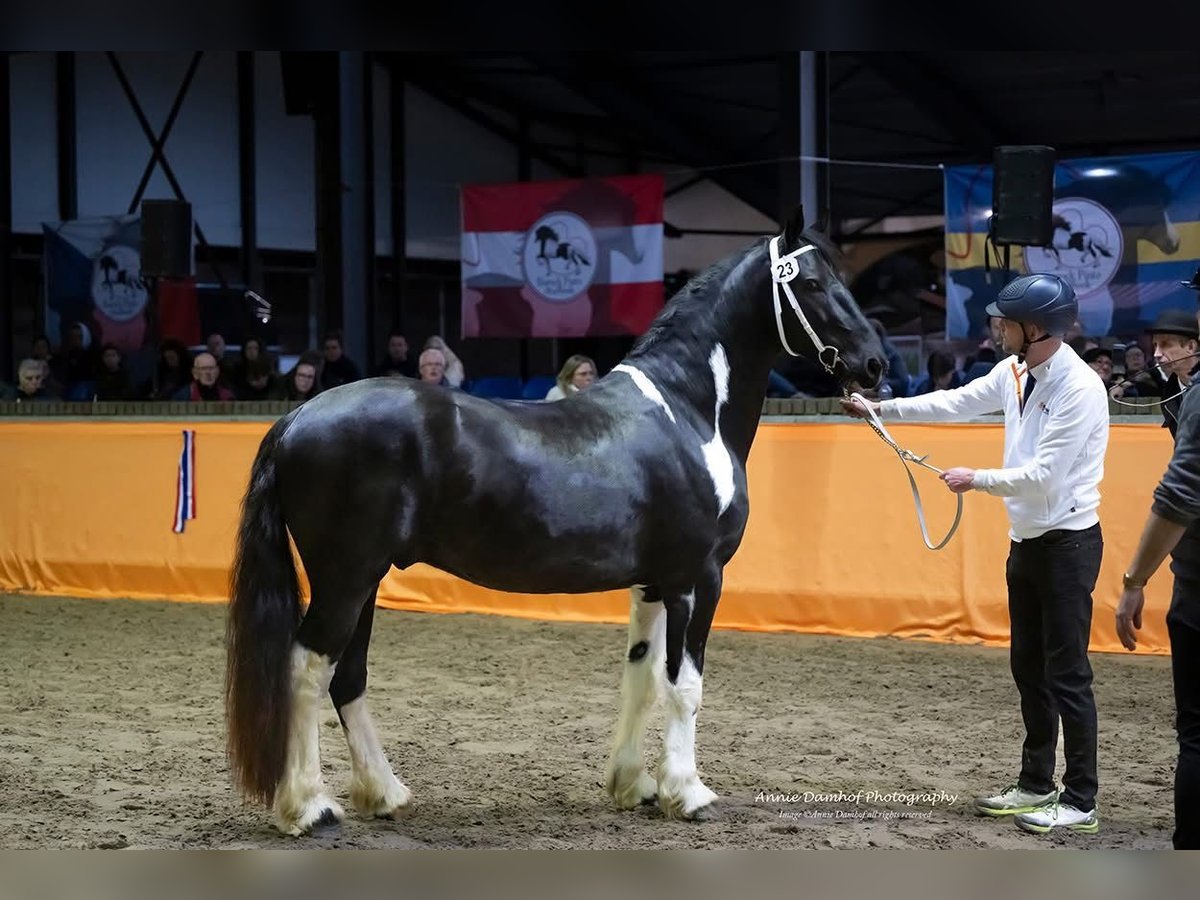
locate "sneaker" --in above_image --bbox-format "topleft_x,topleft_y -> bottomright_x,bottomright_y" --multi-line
1014,801 -> 1099,835
974,784 -> 1058,817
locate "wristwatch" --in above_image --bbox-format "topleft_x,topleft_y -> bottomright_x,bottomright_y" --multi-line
1123,572 -> 1147,590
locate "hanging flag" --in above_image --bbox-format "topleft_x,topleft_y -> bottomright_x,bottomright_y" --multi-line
43,214 -> 149,354
944,150 -> 1200,339
156,277 -> 202,348
173,430 -> 196,534
461,174 -> 664,339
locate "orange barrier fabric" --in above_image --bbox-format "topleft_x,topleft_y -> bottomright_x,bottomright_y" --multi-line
0,419 -> 1175,654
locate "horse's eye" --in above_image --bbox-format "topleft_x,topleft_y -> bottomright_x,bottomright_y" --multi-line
803,278 -> 822,292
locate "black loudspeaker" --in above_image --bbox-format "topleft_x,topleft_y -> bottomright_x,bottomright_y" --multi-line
991,145 -> 1056,246
141,199 -> 193,278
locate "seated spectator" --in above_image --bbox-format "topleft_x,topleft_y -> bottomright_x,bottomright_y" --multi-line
913,349 -> 963,395
320,330 -> 362,390
13,358 -> 52,403
546,354 -> 597,401
424,336 -> 465,388
151,339 -> 192,401
174,352 -> 235,402
963,347 -> 998,383
272,352 -> 322,403
233,336 -> 272,394
206,332 -> 237,385
1083,346 -> 1114,384
94,343 -> 135,401
52,322 -> 98,392
867,319 -> 911,398
372,331 -> 418,379
237,357 -> 276,401
31,333 -> 52,362
1121,344 -> 1159,397
417,348 -> 457,388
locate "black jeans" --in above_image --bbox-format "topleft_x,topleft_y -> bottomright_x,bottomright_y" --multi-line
1007,523 -> 1103,812
1167,580 -> 1200,849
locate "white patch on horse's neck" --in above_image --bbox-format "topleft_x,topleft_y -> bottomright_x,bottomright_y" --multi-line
613,364 -> 677,423
701,344 -> 735,516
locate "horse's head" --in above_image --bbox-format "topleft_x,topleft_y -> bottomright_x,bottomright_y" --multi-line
769,206 -> 887,390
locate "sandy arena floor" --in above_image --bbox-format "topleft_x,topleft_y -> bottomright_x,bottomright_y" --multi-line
0,593 -> 1179,849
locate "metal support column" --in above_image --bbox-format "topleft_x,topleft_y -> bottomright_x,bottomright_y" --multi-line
55,52 -> 77,222
337,51 -> 371,374
800,50 -> 831,223
236,52 -> 259,292
388,60 -> 406,334
779,51 -> 831,227
314,54 -> 343,346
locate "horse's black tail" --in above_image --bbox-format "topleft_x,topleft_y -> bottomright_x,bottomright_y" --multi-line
225,415 -> 301,806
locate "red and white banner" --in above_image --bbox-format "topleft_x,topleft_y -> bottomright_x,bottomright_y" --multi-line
461,174 -> 664,338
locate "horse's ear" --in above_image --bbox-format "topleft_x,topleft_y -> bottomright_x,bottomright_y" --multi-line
781,205 -> 806,248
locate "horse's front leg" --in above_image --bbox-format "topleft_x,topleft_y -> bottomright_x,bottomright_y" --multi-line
657,564 -> 722,820
606,585 -> 666,809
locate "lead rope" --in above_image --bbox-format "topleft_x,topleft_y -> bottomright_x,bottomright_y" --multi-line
844,389 -> 963,551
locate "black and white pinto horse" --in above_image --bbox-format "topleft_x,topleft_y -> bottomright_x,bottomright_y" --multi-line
225,207 -> 887,836
1045,214 -> 1114,266
534,224 -> 591,274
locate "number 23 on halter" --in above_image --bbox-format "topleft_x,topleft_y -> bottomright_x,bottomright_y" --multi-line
774,259 -> 798,283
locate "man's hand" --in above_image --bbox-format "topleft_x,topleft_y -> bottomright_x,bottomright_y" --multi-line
1109,383 -> 1126,400
840,396 -> 879,420
1115,586 -> 1145,652
940,467 -> 976,493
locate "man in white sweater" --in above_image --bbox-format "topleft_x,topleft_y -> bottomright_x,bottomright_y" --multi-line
843,273 -> 1109,835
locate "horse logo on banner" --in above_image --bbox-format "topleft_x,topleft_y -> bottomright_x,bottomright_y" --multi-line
523,212 -> 597,301
1023,199 -> 1123,329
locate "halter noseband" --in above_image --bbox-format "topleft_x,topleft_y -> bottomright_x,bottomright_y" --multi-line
769,234 -> 841,374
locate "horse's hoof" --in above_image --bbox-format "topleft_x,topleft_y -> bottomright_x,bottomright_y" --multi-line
606,766 -> 658,810
351,777 -> 414,820
274,796 -> 345,837
658,777 -> 718,821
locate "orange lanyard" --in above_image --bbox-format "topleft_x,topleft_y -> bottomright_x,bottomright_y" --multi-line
1011,362 -> 1030,409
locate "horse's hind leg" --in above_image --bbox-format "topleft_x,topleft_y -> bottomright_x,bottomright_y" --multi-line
605,585 -> 666,809
272,575 -> 381,836
657,565 -> 722,820
330,591 -> 413,820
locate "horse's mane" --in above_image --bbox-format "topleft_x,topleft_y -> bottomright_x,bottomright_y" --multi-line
627,227 -> 843,359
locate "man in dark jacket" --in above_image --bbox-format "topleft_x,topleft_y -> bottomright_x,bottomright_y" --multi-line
1146,307 -> 1200,437
1116,268 -> 1200,849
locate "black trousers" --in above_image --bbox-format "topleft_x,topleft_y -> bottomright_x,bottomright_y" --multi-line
1167,580 -> 1200,850
1007,523 -> 1103,811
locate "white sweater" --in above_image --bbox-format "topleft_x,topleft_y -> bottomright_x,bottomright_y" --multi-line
880,344 -> 1109,540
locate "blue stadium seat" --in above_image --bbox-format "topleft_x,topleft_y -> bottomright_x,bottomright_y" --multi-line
467,376 -> 525,399
522,376 -> 557,400
64,381 -> 96,401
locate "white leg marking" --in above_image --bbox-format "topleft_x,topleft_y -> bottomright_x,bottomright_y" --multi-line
658,653 -> 717,819
273,646 -> 345,836
341,696 -> 414,820
612,364 -> 677,423
606,587 -> 666,809
701,344 -> 735,515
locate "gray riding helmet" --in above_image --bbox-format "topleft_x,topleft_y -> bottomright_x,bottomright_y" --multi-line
985,274 -> 1078,335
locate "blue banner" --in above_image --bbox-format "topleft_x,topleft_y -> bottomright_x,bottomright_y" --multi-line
944,150 -> 1200,339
